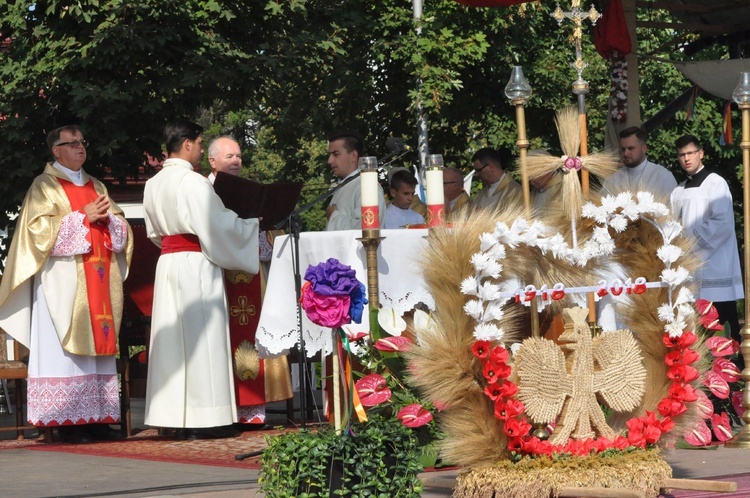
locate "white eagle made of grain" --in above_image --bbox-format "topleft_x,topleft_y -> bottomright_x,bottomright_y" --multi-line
514,307 -> 647,445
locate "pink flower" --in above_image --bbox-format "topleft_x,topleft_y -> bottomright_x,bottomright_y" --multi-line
695,299 -> 723,331
703,371 -> 730,399
300,281 -> 351,328
710,412 -> 733,442
345,331 -> 369,341
705,336 -> 740,357
373,336 -> 413,353
684,420 -> 712,446
355,373 -> 392,406
694,390 -> 715,419
712,358 -> 741,384
396,404 -> 433,428
731,391 -> 745,418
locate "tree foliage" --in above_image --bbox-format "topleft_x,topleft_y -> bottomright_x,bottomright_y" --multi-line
0,0 -> 743,239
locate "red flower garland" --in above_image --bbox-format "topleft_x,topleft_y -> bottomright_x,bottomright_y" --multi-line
473,330 -> 700,457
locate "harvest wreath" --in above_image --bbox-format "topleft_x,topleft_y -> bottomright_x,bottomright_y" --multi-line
407,191 -> 709,498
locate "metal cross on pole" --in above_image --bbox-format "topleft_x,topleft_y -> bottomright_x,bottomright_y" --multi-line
551,1 -> 602,323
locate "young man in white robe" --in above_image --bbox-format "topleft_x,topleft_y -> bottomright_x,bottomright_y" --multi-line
0,125 -> 133,443
602,126 -> 677,199
143,121 -> 260,439
670,134 -> 744,347
384,169 -> 425,228
470,147 -> 522,210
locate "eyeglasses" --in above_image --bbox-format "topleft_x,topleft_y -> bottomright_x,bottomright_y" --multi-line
473,163 -> 490,173
677,148 -> 701,160
443,181 -> 458,185
54,140 -> 89,149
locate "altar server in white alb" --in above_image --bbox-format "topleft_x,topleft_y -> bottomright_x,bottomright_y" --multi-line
325,131 -> 386,231
0,125 -> 132,443
143,120 -> 260,440
670,134 -> 743,343
602,126 -> 677,198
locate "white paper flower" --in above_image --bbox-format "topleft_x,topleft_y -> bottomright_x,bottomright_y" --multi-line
470,252 -> 491,271
609,214 -> 628,232
665,320 -> 686,338
656,244 -> 683,265
473,322 -> 504,342
479,233 -> 498,253
480,281 -> 502,301
461,276 -> 479,296
658,303 -> 675,323
484,301 -> 505,321
463,299 -> 484,321
509,342 -> 522,356
673,286 -> 695,307
661,266 -> 690,286
658,220 -> 683,244
479,260 -> 503,279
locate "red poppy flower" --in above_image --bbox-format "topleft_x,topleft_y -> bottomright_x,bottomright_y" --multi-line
484,384 -> 504,401
658,398 -> 687,417
705,336 -> 740,358
712,358 -> 741,384
684,419 -> 712,446
659,416 -> 675,433
703,371 -> 730,399
496,380 -> 519,399
507,437 -> 525,452
355,373 -> 392,406
472,340 -> 491,359
396,404 -> 433,428
695,299 -> 723,331
483,360 -> 510,384
663,331 -> 698,349
667,364 -> 699,383
710,412 -> 733,442
665,350 -> 684,367
489,345 -> 509,363
681,348 -> 700,365
373,336 -> 413,352
503,418 -> 532,438
669,382 -> 699,403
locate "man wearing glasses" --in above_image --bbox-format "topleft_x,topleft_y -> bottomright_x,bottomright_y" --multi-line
470,147 -> 521,210
443,167 -> 470,217
670,134 -> 744,350
0,125 -> 133,443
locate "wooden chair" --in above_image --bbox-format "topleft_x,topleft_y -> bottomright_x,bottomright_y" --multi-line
0,328 -> 37,439
118,219 -> 158,437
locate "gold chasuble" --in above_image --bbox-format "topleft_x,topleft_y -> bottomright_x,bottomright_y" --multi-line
58,179 -> 117,355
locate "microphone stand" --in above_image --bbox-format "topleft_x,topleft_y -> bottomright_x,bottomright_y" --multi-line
271,173 -> 363,428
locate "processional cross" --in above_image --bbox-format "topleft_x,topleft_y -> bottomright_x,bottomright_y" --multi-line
552,1 -> 602,97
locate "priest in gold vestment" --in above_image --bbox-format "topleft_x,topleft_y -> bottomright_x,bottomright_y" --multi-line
0,125 -> 133,443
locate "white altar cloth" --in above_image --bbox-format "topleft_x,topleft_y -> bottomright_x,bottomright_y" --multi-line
256,229 -> 434,357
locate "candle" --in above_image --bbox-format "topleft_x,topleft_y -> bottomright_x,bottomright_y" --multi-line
425,154 -> 445,226
359,156 -> 380,230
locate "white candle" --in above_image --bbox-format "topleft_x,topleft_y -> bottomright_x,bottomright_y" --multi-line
360,169 -> 379,207
425,168 -> 444,206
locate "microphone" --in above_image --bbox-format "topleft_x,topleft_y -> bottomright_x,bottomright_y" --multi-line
385,137 -> 410,153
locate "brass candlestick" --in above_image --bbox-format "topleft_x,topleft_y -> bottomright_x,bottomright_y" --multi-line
726,72 -> 750,448
359,229 -> 384,308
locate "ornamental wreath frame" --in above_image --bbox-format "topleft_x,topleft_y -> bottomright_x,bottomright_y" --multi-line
408,191 -> 708,468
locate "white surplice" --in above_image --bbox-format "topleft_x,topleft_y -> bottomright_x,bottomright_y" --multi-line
326,172 -> 386,231
143,158 -> 260,429
601,159 -> 677,200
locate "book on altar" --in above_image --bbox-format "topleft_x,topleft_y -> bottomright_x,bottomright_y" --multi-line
213,171 -> 303,231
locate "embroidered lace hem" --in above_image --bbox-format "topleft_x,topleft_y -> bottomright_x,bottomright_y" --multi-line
27,374 -> 120,426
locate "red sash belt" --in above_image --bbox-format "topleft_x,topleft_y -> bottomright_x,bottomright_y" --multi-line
161,234 -> 201,254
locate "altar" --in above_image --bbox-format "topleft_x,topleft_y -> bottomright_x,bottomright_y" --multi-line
256,229 -> 434,358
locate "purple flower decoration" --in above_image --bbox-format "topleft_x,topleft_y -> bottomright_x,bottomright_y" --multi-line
301,258 -> 368,328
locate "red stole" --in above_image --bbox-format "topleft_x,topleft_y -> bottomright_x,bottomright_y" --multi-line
58,179 -> 117,355
225,271 -> 266,405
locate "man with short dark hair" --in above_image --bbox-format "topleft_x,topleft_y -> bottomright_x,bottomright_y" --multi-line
0,125 -> 133,443
470,147 -> 521,209
143,120 -> 261,439
602,126 -> 676,198
325,131 -> 385,230
670,134 -> 743,344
